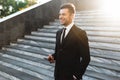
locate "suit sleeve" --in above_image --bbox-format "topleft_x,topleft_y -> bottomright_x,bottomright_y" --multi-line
76,30 -> 91,79
52,30 -> 59,60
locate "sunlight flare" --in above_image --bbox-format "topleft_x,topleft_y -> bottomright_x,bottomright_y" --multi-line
100,0 -> 120,18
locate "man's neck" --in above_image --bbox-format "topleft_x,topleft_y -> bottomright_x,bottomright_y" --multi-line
63,22 -> 74,28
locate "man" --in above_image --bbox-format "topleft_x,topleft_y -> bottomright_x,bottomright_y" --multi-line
48,3 -> 90,80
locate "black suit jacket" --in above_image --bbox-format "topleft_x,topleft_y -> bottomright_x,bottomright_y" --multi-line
52,25 -> 90,80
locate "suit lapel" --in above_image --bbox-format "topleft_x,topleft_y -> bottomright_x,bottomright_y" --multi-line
56,29 -> 63,46
62,25 -> 75,46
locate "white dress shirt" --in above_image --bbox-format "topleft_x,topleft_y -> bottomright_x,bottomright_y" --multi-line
61,22 -> 74,43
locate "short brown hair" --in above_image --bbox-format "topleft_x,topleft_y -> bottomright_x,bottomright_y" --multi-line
60,3 -> 76,14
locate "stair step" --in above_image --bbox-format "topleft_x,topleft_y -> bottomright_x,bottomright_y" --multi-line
82,75 -> 97,80
3,47 -> 47,60
22,34 -> 120,52
2,47 -> 119,80
55,18 -> 114,22
24,35 -> 55,43
31,32 -> 56,38
0,55 -> 54,79
9,42 -> 119,78
87,31 -> 120,38
49,21 -> 120,26
11,40 -> 120,77
0,71 -> 19,80
15,40 -> 120,72
38,28 -> 58,33
17,39 -> 55,50
30,31 -> 120,44
4,45 -> 53,66
75,15 -> 120,20
18,37 -> 120,55
76,10 -> 105,14
74,18 -> 120,23
8,44 -> 51,56
16,38 -> 120,65
88,61 -> 120,78
75,22 -> 120,27
90,48 -> 120,61
88,36 -> 120,44
90,61 -> 120,72
0,51 -> 51,69
43,25 -> 120,31
18,36 -> 120,60
16,40 -> 120,68
85,70 -> 119,80
90,42 -> 120,52
0,49 -> 47,64
7,44 -> 54,65
0,61 -> 41,80
1,50 -> 111,80
37,28 -> 120,38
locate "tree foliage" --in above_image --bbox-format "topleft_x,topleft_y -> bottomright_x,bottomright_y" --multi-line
0,0 -> 37,18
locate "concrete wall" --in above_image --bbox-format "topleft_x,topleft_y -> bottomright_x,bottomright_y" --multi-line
0,0 -> 61,48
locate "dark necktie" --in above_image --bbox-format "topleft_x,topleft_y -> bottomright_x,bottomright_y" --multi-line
62,28 -> 66,43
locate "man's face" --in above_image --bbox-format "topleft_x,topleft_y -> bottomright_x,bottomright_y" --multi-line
59,8 -> 74,26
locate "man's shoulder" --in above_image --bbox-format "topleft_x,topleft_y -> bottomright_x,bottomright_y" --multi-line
73,25 -> 85,33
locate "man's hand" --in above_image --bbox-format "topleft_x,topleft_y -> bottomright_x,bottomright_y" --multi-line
48,54 -> 55,63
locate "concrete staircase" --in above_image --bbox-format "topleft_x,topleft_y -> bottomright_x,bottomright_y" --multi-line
0,10 -> 120,80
